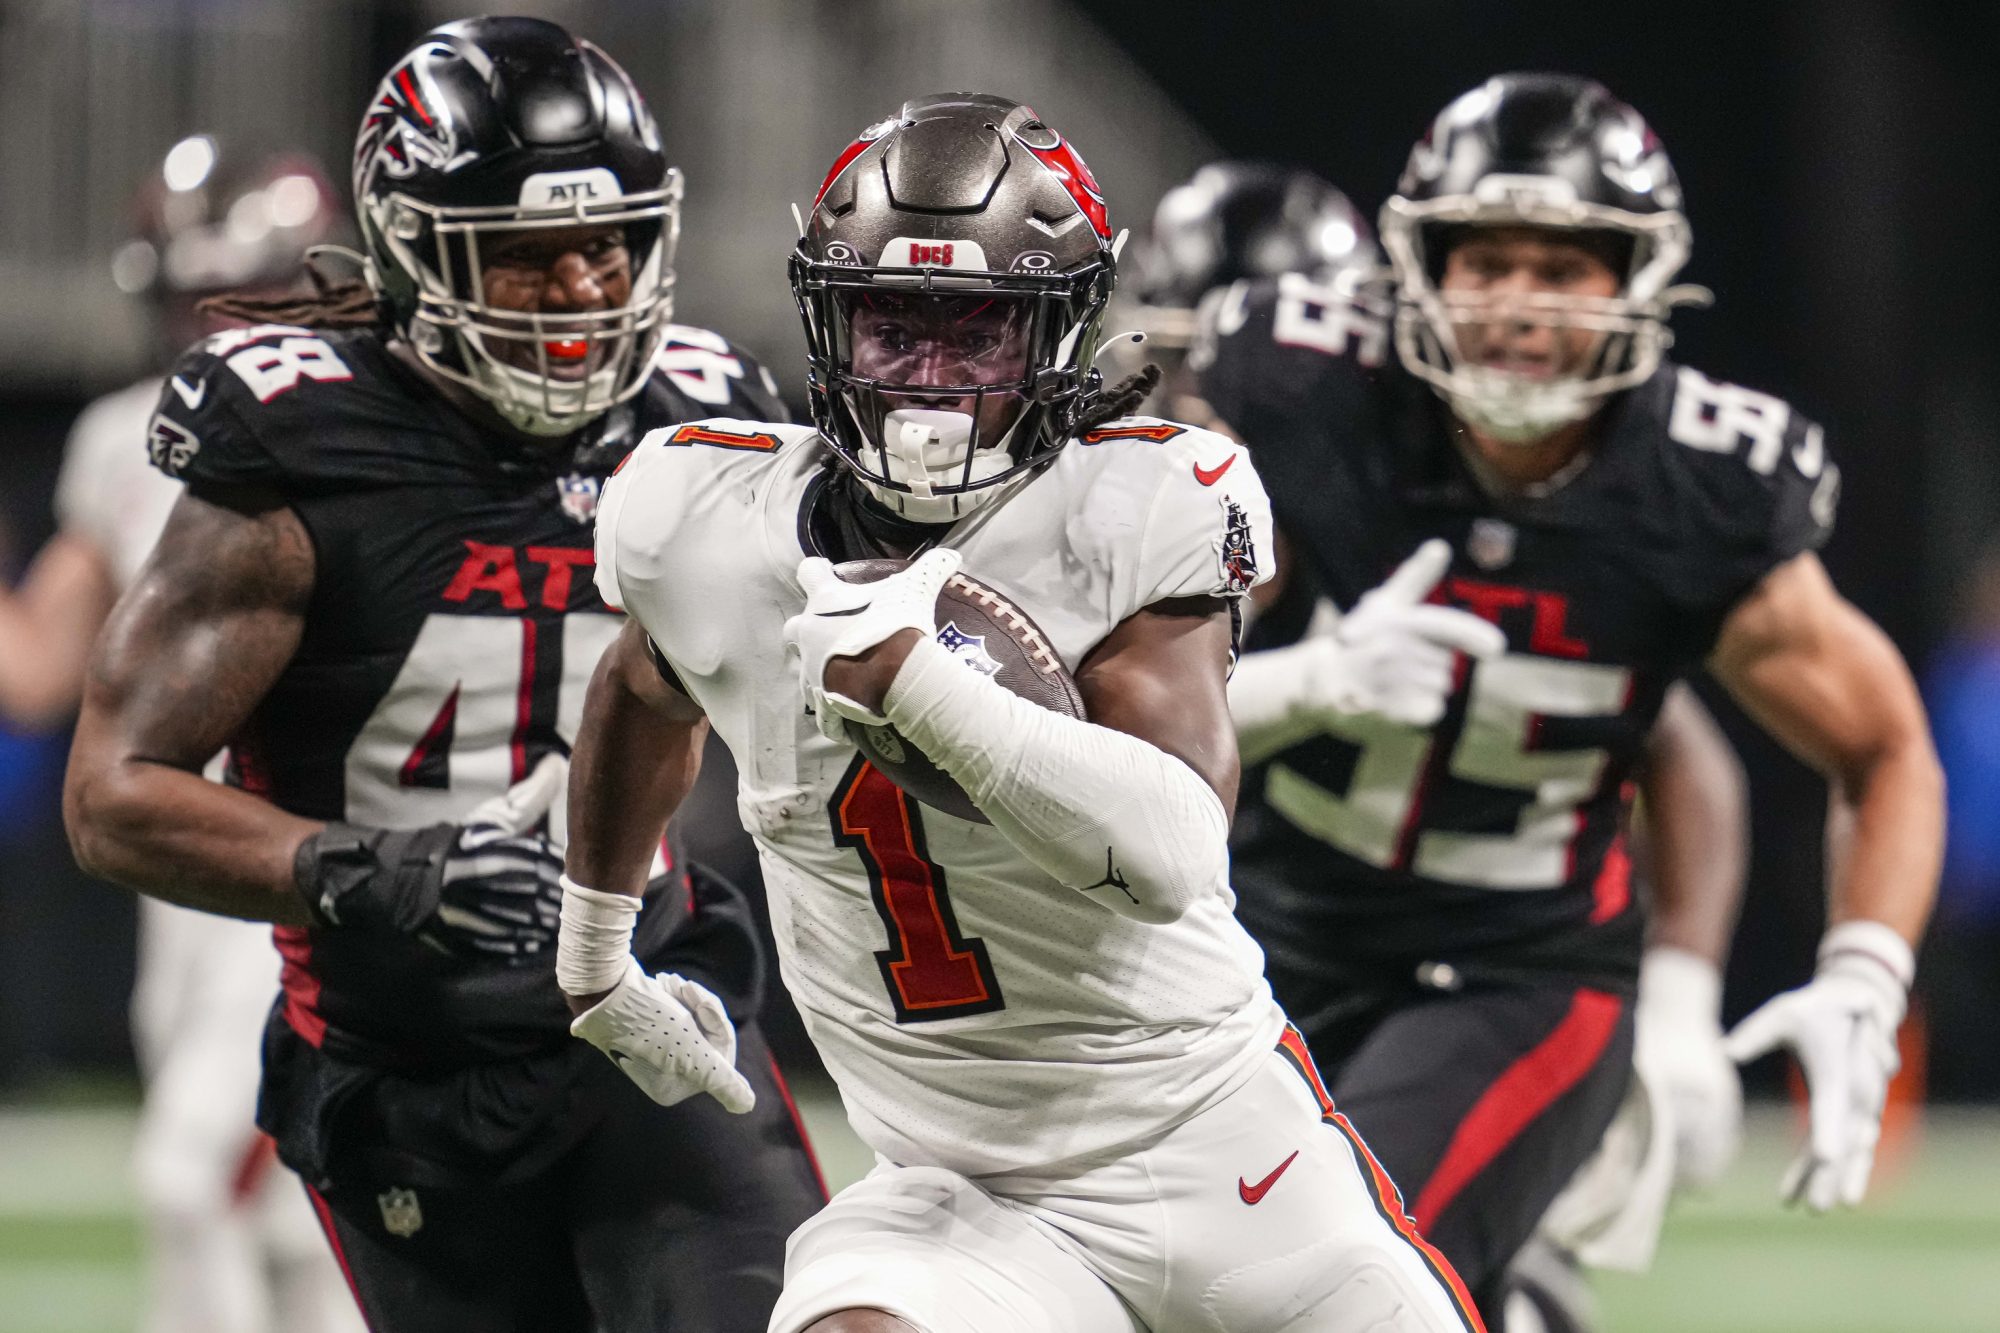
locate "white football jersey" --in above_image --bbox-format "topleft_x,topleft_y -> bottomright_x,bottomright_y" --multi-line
597,417 -> 1288,1174
54,376 -> 183,589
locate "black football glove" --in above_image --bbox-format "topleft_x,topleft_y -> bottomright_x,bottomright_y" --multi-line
293,755 -> 568,963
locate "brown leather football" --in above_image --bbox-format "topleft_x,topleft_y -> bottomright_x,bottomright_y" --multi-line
832,558 -> 1086,824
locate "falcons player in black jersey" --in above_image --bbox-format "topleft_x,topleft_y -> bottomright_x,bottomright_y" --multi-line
1197,74 -> 1942,1326
65,19 -> 822,1332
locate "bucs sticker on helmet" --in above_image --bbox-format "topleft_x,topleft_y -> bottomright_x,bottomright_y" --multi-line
1215,495 -> 1260,594
882,238 -> 989,271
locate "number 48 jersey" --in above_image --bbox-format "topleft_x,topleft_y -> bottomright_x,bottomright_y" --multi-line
146,321 -> 786,1066
1197,274 -> 1840,978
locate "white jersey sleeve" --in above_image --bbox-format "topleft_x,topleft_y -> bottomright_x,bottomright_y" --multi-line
1066,419 -> 1274,619
53,377 -> 183,590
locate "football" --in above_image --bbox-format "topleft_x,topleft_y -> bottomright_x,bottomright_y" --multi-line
832,558 -> 1086,823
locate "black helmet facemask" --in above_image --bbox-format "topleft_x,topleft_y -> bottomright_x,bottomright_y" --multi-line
791,94 -> 1119,524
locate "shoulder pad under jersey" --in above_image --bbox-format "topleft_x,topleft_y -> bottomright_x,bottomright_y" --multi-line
640,324 -> 794,426
1192,272 -> 1389,455
146,325 -> 460,495
1620,361 -> 1839,611
1065,416 -> 1275,611
594,417 -> 818,613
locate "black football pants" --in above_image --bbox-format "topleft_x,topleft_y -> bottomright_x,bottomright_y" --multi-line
304,1023 -> 824,1333
1278,962 -> 1635,1331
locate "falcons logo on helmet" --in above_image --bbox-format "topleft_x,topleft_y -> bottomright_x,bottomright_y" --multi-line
354,45 -> 468,184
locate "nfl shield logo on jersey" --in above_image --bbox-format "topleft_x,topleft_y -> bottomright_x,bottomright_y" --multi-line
1468,517 -> 1517,571
936,621 -> 1002,677
377,1187 -> 423,1238
557,473 -> 601,525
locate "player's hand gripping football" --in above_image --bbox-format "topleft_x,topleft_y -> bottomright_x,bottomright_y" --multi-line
785,548 -> 962,737
1314,539 -> 1506,726
1637,947 -> 1744,1189
1723,922 -> 1912,1211
294,753 -> 570,961
568,957 -> 756,1114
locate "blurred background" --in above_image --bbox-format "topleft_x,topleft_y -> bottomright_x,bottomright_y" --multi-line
3,1 -> 1998,1330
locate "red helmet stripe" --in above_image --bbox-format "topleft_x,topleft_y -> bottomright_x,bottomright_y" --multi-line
813,137 -> 874,212
396,67 -> 434,127
1022,137 -> 1110,240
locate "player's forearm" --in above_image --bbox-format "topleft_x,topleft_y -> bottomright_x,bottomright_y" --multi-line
1828,728 -> 1943,947
1640,686 -> 1748,965
563,636 -> 706,898
1227,643 -> 1332,765
885,636 -> 1229,924
0,540 -> 116,728
63,755 -> 319,923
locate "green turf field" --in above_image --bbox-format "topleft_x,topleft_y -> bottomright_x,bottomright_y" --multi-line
3,1091 -> 1993,1332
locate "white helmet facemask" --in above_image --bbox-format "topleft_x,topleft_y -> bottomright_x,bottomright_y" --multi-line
371,168 -> 683,437
1379,182 -> 1708,445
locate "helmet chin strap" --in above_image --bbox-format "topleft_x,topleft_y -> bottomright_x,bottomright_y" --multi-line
1447,368 -> 1597,445
864,408 -> 1015,523
472,352 -> 620,437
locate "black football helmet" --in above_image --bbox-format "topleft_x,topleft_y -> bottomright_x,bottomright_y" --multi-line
1381,73 -> 1704,442
790,93 -> 1118,523
1125,161 -> 1376,350
352,17 -> 679,437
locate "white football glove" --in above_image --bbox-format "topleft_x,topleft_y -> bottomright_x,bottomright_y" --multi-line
784,548 -> 961,734
1636,946 -> 1743,1190
1318,539 -> 1506,726
570,957 -> 756,1114
1723,921 -> 1912,1212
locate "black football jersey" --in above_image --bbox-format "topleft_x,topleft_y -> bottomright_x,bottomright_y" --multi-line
148,321 -> 787,1068
1197,274 -> 1838,976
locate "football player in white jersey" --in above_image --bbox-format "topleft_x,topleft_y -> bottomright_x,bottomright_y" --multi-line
0,139 -> 358,1333
556,93 -> 1508,1333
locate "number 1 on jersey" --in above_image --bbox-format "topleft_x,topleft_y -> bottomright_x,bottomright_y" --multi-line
832,757 -> 1004,1023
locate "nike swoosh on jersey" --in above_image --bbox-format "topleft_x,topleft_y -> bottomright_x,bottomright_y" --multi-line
814,604 -> 870,617
1238,1148 -> 1300,1204
1193,455 -> 1237,486
170,375 -> 206,410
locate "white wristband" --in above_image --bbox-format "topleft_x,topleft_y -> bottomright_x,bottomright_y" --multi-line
1639,945 -> 1725,1024
556,875 -> 641,997
1817,919 -> 1916,991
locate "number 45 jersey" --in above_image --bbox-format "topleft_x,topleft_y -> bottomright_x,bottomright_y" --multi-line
1197,274 -> 1840,981
146,321 -> 786,1066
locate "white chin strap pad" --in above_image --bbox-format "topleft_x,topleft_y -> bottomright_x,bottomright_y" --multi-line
865,409 -> 1012,522
1448,368 -> 1597,444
